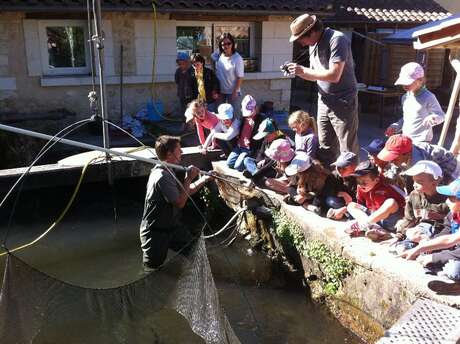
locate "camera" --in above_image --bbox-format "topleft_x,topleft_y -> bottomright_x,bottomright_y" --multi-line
280,61 -> 292,76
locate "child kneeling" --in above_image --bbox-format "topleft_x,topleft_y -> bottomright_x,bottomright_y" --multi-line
345,161 -> 406,241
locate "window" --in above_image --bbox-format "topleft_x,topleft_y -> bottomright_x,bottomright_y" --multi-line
176,22 -> 254,65
38,20 -> 90,75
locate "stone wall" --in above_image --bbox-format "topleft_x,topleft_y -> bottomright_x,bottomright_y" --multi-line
0,12 -> 292,127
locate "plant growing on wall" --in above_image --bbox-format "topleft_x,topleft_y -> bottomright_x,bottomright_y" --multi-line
273,211 -> 353,295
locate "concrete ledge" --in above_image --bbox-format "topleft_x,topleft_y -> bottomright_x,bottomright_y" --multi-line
40,72 -> 290,87
211,160 -> 460,343
0,146 -> 221,193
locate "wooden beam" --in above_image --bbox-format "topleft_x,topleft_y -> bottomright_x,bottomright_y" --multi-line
414,22 -> 460,50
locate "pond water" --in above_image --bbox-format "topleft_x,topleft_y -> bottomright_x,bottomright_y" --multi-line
0,181 -> 363,343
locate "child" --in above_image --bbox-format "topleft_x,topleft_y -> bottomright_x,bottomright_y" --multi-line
344,160 -> 406,241
387,161 -> 450,252
185,99 -> 218,147
263,138 -> 295,195
399,178 -> 460,283
326,151 -> 358,219
227,95 -> 263,170
190,53 -> 220,113
288,110 -> 318,158
385,62 -> 444,143
378,134 -> 460,183
174,52 -> 193,117
201,103 -> 241,156
287,155 -> 344,214
242,118 -> 286,180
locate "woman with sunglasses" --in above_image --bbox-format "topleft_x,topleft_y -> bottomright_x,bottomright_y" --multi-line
214,33 -> 244,118
190,53 -> 220,113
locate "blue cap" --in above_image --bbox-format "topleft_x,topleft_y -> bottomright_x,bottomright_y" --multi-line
176,52 -> 190,61
331,151 -> 358,168
437,178 -> 460,199
363,138 -> 386,155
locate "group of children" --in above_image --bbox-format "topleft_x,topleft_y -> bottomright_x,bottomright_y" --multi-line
181,60 -> 460,284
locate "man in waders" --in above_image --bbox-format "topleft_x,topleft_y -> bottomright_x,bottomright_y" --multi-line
287,14 -> 359,166
140,135 -> 213,271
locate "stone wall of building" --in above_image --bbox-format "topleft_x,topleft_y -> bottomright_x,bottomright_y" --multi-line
0,12 -> 292,126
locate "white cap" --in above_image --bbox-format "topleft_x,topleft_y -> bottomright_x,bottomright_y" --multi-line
184,107 -> 194,122
285,152 -> 312,176
395,62 -> 424,86
403,160 -> 442,180
216,103 -> 234,120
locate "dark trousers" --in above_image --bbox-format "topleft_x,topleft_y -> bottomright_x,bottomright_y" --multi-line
143,225 -> 195,269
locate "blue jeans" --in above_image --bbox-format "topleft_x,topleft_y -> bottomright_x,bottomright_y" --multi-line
227,147 -> 249,171
243,157 -> 258,175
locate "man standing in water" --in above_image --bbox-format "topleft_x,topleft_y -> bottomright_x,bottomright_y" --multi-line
140,135 -> 213,271
287,14 -> 359,165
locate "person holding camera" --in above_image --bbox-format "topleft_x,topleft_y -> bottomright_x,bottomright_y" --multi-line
286,14 -> 359,166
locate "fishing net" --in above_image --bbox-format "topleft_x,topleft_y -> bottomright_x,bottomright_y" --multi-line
0,235 -> 240,344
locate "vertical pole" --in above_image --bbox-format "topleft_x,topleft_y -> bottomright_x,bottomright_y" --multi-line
438,50 -> 460,149
120,44 -> 124,125
92,0 -> 110,151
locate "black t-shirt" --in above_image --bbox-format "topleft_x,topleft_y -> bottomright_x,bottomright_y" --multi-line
331,170 -> 357,201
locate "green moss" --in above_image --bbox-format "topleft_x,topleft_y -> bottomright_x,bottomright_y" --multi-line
273,211 -> 353,295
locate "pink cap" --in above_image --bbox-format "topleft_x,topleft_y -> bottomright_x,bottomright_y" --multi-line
264,138 -> 295,162
395,62 -> 424,86
241,95 -> 257,117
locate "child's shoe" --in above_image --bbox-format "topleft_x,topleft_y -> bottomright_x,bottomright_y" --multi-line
344,221 -> 368,237
365,226 -> 392,242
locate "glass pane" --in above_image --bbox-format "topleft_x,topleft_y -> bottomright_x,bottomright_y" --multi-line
214,25 -> 250,58
47,26 -> 86,68
176,26 -> 213,63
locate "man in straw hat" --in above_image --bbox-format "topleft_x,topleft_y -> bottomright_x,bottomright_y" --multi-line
287,14 -> 359,166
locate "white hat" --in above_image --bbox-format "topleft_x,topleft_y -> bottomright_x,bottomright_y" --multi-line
403,160 -> 442,180
216,103 -> 234,120
395,62 -> 424,86
184,107 -> 194,122
285,152 -> 312,176
241,94 -> 257,117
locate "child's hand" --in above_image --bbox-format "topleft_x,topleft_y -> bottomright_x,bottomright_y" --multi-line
397,247 -> 420,260
294,194 -> 306,204
423,115 -> 438,127
257,160 -> 265,168
200,148 -> 208,155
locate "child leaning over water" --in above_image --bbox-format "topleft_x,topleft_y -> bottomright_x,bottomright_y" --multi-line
399,178 -> 460,283
185,99 -> 218,147
263,138 -> 296,195
385,62 -> 444,143
288,110 -> 318,158
285,154 -> 343,214
201,103 -> 241,156
387,161 -> 450,253
344,161 -> 406,242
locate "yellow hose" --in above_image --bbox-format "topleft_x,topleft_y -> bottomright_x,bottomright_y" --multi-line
0,146 -> 152,257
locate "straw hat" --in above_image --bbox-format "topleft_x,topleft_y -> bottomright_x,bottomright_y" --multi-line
289,14 -> 317,42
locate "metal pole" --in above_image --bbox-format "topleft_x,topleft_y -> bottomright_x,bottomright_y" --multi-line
92,0 -> 110,150
0,123 -> 188,172
119,44 -> 124,125
438,51 -> 460,149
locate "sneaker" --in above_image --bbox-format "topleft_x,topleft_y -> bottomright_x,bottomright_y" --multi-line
327,208 -> 337,219
344,221 -> 367,237
365,226 -> 392,242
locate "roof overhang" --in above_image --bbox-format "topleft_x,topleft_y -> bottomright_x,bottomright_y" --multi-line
413,14 -> 460,49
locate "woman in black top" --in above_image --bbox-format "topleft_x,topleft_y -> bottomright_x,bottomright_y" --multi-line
190,53 -> 220,113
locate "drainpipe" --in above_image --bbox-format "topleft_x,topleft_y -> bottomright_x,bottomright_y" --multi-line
438,49 -> 460,151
